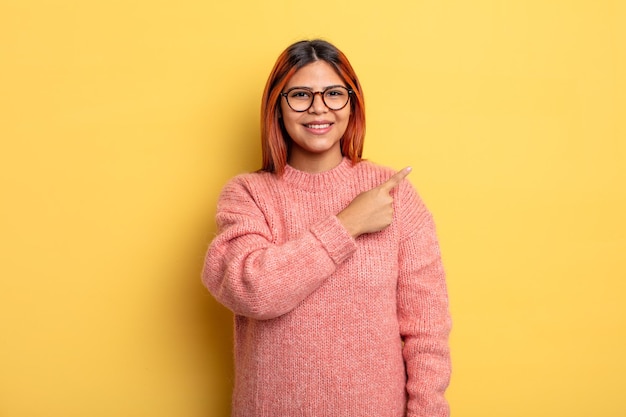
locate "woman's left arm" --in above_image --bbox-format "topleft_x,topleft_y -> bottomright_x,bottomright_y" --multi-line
396,181 -> 452,417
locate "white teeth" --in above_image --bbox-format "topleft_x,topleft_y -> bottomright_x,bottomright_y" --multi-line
307,124 -> 330,129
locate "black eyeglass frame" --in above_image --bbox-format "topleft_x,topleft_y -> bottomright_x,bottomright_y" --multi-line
280,86 -> 354,112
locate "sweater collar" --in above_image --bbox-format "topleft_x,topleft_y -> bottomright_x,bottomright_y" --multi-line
281,158 -> 353,191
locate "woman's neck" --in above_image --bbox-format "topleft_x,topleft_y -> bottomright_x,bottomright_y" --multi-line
287,150 -> 344,173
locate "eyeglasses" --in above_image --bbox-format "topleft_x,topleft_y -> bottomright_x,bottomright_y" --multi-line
280,85 -> 353,112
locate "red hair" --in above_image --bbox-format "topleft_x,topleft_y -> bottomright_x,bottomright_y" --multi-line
260,40 -> 366,175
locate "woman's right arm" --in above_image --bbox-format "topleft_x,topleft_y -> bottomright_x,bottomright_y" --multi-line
202,178 -> 357,320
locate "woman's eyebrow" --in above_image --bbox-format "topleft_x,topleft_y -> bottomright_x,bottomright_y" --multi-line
287,84 -> 346,90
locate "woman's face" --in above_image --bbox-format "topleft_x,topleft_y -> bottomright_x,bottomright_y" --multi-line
280,60 -> 351,172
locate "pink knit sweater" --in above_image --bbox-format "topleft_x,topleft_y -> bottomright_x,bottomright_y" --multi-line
202,158 -> 451,417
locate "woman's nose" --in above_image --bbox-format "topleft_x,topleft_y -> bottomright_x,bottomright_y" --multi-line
308,92 -> 328,113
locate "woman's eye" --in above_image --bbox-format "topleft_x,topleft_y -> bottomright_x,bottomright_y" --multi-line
326,89 -> 345,97
290,90 -> 311,99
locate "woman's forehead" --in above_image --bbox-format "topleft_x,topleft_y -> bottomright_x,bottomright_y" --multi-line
286,61 -> 344,88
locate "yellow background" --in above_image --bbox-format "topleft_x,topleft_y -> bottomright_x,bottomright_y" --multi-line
1,1 -> 624,416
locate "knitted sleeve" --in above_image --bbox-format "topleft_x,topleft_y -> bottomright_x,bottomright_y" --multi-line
202,177 -> 357,320
396,181 -> 452,417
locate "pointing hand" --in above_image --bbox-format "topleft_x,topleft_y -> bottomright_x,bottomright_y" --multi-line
337,167 -> 412,238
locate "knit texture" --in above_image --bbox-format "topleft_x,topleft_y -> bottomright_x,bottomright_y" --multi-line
202,158 -> 451,417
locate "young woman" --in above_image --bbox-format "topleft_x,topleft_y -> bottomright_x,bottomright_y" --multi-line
202,39 -> 451,417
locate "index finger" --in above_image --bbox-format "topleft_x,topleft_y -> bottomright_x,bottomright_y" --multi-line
380,166 -> 412,191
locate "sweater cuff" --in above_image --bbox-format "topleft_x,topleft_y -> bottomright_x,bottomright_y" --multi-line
310,216 -> 357,265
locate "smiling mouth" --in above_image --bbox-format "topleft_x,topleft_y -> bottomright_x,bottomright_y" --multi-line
305,123 -> 332,129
